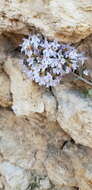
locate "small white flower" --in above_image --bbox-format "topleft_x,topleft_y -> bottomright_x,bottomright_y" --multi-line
72,63 -> 78,70
69,50 -> 78,59
66,67 -> 72,73
83,69 -> 89,76
21,39 -> 30,52
30,35 -> 40,48
61,58 -> 65,65
27,71 -> 33,78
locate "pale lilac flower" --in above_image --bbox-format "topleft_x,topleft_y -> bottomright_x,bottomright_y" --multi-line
65,67 -> 72,73
72,63 -> 78,70
30,35 -> 40,48
20,33 -> 86,87
69,50 -> 78,59
83,69 -> 89,76
20,39 -> 30,52
61,58 -> 66,65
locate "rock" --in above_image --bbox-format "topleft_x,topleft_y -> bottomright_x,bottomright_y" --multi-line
3,56 -> 58,118
4,57 -> 45,115
0,35 -> 12,108
0,161 -> 31,190
45,152 -> 77,187
1,106 -> 92,190
53,188 -> 78,190
0,35 -> 11,62
64,142 -> 92,190
0,108 -> 70,169
1,0 -> 92,190
53,84 -> 92,148
0,71 -> 12,107
0,109 -> 78,190
42,92 -> 57,121
0,0 -> 92,43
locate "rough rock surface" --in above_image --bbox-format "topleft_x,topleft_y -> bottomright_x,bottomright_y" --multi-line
4,57 -> 45,115
0,71 -> 12,107
53,84 -> 92,148
0,0 -> 92,190
64,143 -> 92,190
1,109 -> 92,190
0,0 -> 92,43
0,109 -> 71,189
4,57 -> 57,118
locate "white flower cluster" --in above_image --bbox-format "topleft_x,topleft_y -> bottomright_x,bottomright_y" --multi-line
20,33 -> 86,87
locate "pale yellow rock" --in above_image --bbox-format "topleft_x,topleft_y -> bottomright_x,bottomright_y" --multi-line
0,71 -> 12,107
1,0 -> 92,190
42,92 -> 57,121
53,84 -> 92,148
45,153 -> 77,187
64,142 -> 92,190
4,56 -> 58,117
0,162 -> 31,190
4,57 -> 45,115
0,0 -> 92,42
0,108 -> 71,189
0,35 -> 13,108
54,188 -> 77,190
0,109 -> 70,169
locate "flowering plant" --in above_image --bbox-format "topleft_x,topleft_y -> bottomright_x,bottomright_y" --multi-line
20,33 -> 86,87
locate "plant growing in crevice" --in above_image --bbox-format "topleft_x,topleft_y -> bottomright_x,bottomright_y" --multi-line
26,172 -> 51,190
19,32 -> 88,87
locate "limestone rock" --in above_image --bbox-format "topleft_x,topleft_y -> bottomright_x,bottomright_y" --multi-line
1,109 -> 92,190
42,92 -> 57,121
53,188 -> 78,190
53,84 -> 92,148
0,108 -> 76,189
0,71 -> 12,107
64,142 -> 92,190
4,57 -> 45,115
0,109 -> 70,170
0,162 -> 31,190
0,0 -> 92,43
0,35 -> 13,108
0,35 -> 11,62
45,153 -> 77,187
3,56 -> 58,118
1,0 -> 92,190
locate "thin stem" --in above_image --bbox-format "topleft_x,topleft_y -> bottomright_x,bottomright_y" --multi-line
73,73 -> 92,87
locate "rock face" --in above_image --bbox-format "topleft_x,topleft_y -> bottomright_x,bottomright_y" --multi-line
1,0 -> 92,43
4,57 -> 45,115
0,71 -> 12,107
0,0 -> 92,190
0,109 -> 71,189
64,143 -> 92,190
53,84 -> 92,148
